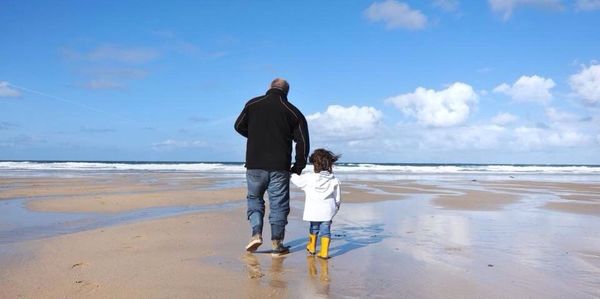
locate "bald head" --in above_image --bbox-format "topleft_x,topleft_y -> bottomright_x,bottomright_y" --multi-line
270,78 -> 289,95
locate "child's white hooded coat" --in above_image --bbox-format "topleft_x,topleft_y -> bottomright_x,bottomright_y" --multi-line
291,171 -> 341,221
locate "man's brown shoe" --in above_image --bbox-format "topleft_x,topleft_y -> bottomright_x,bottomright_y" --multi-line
245,234 -> 263,252
271,240 -> 290,257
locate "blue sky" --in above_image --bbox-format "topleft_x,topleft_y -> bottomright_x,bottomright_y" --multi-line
1,0 -> 599,164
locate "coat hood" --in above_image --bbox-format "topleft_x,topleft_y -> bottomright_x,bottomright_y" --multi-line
312,171 -> 338,200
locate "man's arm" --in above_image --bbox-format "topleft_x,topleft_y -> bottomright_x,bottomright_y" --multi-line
234,106 -> 249,137
291,113 -> 309,174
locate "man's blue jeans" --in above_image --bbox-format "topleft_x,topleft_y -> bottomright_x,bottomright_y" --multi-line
310,221 -> 332,238
246,169 -> 290,240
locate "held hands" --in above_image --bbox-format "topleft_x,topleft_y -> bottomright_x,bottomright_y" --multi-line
290,164 -> 303,175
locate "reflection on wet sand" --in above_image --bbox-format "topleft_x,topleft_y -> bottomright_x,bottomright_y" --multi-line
306,256 -> 330,296
241,253 -> 290,295
241,252 -> 333,298
242,253 -> 264,279
235,181 -> 599,298
269,256 -> 287,289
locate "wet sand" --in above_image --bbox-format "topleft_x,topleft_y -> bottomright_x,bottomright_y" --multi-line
1,174 -> 599,298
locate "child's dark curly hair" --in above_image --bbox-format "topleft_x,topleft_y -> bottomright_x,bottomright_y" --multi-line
309,148 -> 341,173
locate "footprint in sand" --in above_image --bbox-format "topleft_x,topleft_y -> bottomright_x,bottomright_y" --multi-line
73,280 -> 100,294
71,262 -> 84,269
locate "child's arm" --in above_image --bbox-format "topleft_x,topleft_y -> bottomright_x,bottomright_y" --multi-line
290,173 -> 308,189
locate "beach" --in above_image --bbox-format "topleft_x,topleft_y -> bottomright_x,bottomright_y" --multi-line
1,163 -> 599,298
4,1 -> 600,298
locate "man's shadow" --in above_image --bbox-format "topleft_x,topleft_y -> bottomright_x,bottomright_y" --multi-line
252,238 -> 307,254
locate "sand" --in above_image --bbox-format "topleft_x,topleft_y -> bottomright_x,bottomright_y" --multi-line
27,186 -> 248,213
1,174 -> 599,298
433,189 -> 519,210
0,174 -> 216,200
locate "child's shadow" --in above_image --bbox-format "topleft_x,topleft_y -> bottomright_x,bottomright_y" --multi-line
329,223 -> 387,257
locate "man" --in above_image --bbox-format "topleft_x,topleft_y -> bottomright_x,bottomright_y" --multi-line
234,78 -> 310,256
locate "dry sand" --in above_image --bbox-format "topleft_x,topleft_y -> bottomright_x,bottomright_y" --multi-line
1,175 -> 599,298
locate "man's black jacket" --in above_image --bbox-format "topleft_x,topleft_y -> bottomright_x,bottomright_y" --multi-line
234,88 -> 309,173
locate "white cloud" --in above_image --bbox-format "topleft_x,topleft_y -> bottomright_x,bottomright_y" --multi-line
433,0 -> 459,11
189,116 -> 209,123
365,0 -> 428,30
513,126 -> 591,149
84,68 -> 148,79
385,82 -> 478,127
385,119 -> 595,156
0,135 -> 43,147
0,81 -> 21,97
493,75 -> 555,103
307,105 -> 383,140
89,45 -> 158,63
308,112 -> 598,162
83,79 -> 125,90
512,127 -> 546,149
492,112 -> 518,125
420,125 -> 506,150
545,107 -> 580,123
63,46 -> 156,90
63,45 -> 159,64
152,30 -> 177,39
0,122 -> 18,130
569,64 -> 600,104
153,30 -> 228,59
152,139 -> 208,151
80,127 -> 116,133
489,0 -> 562,20
576,0 -> 600,10
543,129 -> 590,147
80,68 -> 148,90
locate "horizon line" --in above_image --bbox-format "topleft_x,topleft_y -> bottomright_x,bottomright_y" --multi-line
1,160 -> 599,167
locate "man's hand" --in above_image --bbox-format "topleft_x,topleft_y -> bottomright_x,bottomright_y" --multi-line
290,164 -> 302,175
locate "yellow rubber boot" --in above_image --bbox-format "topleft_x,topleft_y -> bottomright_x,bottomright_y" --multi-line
306,234 -> 317,255
317,237 -> 330,259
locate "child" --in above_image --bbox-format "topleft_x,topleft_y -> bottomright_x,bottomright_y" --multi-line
291,148 -> 341,259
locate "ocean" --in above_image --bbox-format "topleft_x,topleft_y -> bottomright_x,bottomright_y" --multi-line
1,160 -> 600,182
